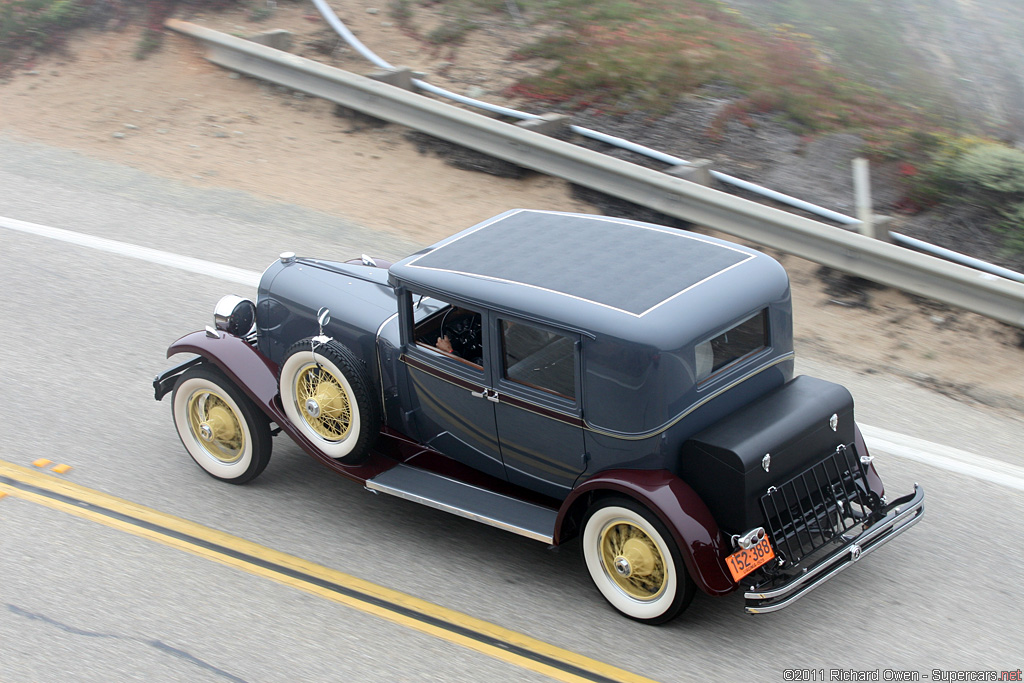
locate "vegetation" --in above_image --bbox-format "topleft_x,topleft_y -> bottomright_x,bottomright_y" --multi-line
0,0 -> 255,67
395,0 -> 936,147
426,16 -> 476,45
905,137 -> 1024,248
418,0 -> 1024,255
0,0 -> 98,66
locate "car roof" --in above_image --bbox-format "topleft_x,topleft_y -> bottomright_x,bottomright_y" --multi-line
389,210 -> 788,347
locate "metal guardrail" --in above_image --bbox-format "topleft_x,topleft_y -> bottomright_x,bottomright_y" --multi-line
309,0 -> 1024,287
166,20 -> 1024,328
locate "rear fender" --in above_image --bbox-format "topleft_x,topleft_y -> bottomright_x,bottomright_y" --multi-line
556,469 -> 736,596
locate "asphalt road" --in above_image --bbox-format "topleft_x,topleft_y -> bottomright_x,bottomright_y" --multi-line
2,135 -> 1023,682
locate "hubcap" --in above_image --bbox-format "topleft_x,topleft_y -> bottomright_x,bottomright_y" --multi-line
600,521 -> 667,601
295,363 -> 352,441
304,398 -> 321,418
187,391 -> 244,464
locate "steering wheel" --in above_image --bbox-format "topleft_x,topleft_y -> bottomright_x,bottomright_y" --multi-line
441,309 -> 482,362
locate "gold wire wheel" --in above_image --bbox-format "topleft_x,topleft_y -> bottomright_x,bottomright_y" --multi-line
599,520 -> 667,601
186,390 -> 245,464
294,363 -> 353,441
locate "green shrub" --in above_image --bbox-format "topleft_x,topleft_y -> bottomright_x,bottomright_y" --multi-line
998,202 -> 1024,253
906,137 -> 1024,252
426,17 -> 477,44
389,0 -> 413,25
249,1 -> 275,22
0,0 -> 92,65
951,143 -> 1024,195
953,145 -> 1024,252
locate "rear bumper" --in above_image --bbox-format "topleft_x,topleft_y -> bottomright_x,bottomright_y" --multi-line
744,483 -> 924,614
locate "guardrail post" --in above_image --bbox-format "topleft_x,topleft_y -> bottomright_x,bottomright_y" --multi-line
369,67 -> 415,91
667,159 -> 714,186
516,113 -> 571,137
852,157 -> 891,241
868,215 -> 894,242
246,29 -> 292,51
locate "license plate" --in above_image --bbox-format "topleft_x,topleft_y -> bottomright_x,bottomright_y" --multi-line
725,536 -> 775,582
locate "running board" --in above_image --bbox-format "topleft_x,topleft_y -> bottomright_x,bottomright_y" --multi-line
365,464 -> 557,544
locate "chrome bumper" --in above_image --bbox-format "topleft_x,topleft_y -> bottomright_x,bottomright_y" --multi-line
745,483 -> 924,614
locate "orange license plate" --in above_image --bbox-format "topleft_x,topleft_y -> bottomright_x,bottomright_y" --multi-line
725,536 -> 775,582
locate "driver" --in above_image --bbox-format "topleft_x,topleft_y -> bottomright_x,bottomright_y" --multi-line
435,335 -> 457,354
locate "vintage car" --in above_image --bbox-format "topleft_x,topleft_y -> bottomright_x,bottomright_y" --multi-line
154,209 -> 924,622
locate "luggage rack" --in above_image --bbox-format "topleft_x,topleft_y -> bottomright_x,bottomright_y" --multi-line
760,443 -> 876,567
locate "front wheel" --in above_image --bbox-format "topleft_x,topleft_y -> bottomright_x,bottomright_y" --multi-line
581,497 -> 695,624
172,364 -> 272,484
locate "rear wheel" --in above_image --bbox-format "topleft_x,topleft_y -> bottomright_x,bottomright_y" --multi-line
279,339 -> 380,463
581,497 -> 695,624
172,364 -> 272,484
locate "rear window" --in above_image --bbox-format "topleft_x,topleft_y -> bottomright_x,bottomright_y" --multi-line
695,310 -> 768,382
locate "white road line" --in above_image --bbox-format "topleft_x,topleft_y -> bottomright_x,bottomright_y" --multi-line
1,215 -> 261,287
6,216 -> 1024,491
861,425 -> 1024,492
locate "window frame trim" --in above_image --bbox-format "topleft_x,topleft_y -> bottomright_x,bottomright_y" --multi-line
695,308 -> 771,388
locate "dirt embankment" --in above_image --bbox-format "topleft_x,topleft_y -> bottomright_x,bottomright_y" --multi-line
0,1 -> 1021,414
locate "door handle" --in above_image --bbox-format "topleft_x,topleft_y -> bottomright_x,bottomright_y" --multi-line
471,388 -> 500,403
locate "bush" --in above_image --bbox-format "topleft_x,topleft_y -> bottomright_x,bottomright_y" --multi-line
953,145 -> 1024,250
0,0 -> 94,66
0,0 -> 255,67
951,143 -> 1024,195
909,138 -> 1024,252
998,201 -> 1024,253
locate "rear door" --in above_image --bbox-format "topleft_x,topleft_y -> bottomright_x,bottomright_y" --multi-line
491,316 -> 587,499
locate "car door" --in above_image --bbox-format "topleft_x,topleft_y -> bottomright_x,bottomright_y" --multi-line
400,295 -> 505,480
491,316 -> 587,499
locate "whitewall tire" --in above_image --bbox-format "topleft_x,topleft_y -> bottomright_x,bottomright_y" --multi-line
582,497 -> 695,623
172,365 -> 272,484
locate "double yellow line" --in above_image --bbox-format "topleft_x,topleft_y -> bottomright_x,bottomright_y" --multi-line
0,460 -> 658,683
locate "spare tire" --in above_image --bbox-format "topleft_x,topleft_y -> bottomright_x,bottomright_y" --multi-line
279,338 -> 380,463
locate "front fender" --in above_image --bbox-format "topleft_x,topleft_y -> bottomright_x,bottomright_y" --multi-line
165,330 -> 280,413
556,469 -> 736,596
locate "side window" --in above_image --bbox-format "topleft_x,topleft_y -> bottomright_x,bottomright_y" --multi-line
413,298 -> 484,368
501,319 -> 576,400
695,309 -> 768,383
